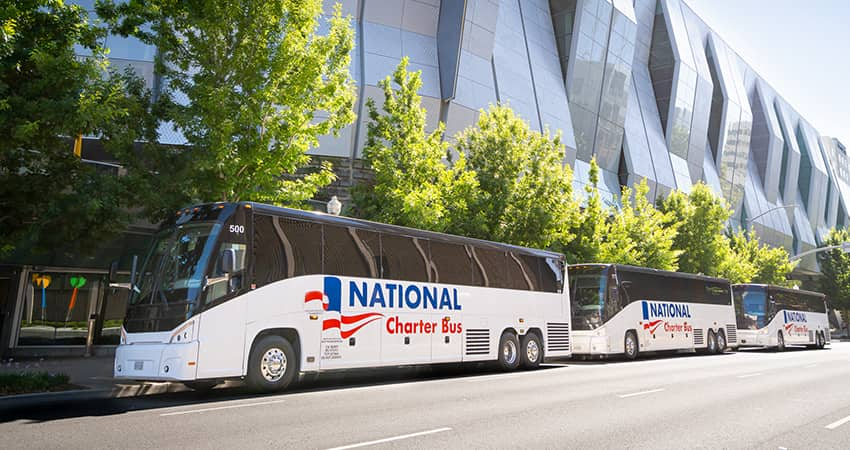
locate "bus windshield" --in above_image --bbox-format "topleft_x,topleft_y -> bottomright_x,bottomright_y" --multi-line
123,222 -> 222,332
734,286 -> 767,330
569,266 -> 608,330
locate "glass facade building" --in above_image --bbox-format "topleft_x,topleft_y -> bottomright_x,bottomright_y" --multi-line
0,0 -> 846,356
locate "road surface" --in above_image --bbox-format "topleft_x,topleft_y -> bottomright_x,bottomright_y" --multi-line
2,342 -> 850,449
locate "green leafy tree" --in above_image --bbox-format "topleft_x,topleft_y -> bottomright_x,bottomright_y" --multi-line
99,0 -> 356,209
659,183 -> 732,275
601,179 -> 680,270
819,228 -> 850,320
0,0 -> 146,255
562,157 -> 606,263
454,104 -> 576,249
352,58 -> 478,232
719,230 -> 796,285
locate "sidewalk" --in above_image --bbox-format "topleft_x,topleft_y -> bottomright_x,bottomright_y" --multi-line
0,356 -> 188,409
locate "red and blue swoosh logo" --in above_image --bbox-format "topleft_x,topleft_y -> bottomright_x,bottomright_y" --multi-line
304,277 -> 383,339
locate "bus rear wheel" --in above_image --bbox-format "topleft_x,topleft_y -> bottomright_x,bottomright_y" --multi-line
706,329 -> 718,354
498,331 -> 521,371
520,332 -> 543,370
816,331 -> 826,349
624,331 -> 639,360
776,331 -> 786,352
716,330 -> 727,353
247,335 -> 297,393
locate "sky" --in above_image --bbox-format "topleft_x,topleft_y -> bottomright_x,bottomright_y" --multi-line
683,0 -> 850,146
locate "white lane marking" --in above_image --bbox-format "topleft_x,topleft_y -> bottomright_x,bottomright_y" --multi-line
618,388 -> 665,398
737,372 -> 763,379
326,427 -> 452,450
159,399 -> 285,416
825,415 -> 850,430
464,373 -> 522,382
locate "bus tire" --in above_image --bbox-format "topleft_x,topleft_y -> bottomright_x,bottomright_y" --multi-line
498,331 -> 521,371
520,332 -> 543,370
183,380 -> 218,392
776,331 -> 785,352
624,331 -> 639,360
816,331 -> 826,350
706,329 -> 718,354
716,329 -> 727,353
247,335 -> 297,393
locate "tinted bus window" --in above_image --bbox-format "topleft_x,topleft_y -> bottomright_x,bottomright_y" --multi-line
540,257 -> 563,293
381,234 -> 429,282
518,254 -> 544,291
704,282 -> 732,305
429,240 -> 472,285
253,215 -> 289,286
323,225 -> 377,278
734,286 -> 766,329
475,249 -> 508,289
506,253 -> 533,291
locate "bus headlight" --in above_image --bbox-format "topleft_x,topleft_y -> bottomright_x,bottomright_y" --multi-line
170,322 -> 195,343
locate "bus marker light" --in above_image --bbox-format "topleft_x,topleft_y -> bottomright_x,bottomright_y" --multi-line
518,318 -> 525,323
188,361 -> 196,366
309,314 -> 319,320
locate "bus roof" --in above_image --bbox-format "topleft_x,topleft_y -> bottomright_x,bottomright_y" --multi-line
569,263 -> 730,284
240,201 -> 564,260
732,283 -> 826,299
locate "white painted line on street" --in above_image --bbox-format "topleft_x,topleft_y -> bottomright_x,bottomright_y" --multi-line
825,415 -> 850,430
159,399 -> 286,416
465,373 -> 522,382
737,372 -> 763,379
326,427 -> 452,450
618,388 -> 665,398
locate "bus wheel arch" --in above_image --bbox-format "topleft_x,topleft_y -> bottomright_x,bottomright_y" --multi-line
624,330 -> 639,360
497,329 -> 521,371
246,329 -> 301,392
520,329 -> 543,369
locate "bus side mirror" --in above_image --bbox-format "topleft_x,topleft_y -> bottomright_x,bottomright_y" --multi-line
221,248 -> 237,274
108,260 -> 119,283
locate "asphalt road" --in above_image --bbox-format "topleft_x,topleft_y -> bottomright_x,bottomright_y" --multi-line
3,342 -> 850,449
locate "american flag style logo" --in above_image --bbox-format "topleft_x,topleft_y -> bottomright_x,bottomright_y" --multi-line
304,277 -> 383,339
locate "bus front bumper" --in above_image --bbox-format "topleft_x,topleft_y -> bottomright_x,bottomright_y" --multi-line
736,330 -> 770,347
114,341 -> 200,381
570,333 -> 611,355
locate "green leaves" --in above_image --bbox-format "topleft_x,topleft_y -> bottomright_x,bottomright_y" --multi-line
100,0 -> 356,207
819,228 -> 850,310
1,0 -> 143,256
353,57 -> 477,233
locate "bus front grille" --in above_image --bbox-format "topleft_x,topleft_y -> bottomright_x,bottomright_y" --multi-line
546,322 -> 570,352
465,329 -> 490,355
725,324 -> 737,344
693,328 -> 704,346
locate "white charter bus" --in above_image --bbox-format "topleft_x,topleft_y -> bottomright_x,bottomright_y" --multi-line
113,202 -> 572,392
733,284 -> 829,350
569,264 -> 738,359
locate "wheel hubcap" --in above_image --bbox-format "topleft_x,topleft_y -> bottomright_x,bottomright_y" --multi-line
504,340 -> 517,365
261,348 -> 287,382
526,339 -> 540,363
626,336 -> 635,355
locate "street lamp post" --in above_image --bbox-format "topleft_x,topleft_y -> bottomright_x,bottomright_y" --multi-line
789,242 -> 850,262
745,204 -> 797,229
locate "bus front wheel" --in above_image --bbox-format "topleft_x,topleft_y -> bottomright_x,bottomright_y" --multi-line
624,331 -> 639,360
776,331 -> 786,352
520,332 -> 543,370
247,335 -> 297,393
498,331 -> 521,371
816,331 -> 826,350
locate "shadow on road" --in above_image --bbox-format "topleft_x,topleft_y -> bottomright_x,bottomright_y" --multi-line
0,362 -> 563,424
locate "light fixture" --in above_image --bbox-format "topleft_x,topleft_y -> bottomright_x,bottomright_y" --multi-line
327,195 -> 342,216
